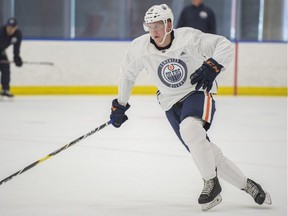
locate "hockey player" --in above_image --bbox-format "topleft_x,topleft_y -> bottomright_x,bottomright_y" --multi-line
0,17 -> 23,97
109,4 -> 272,211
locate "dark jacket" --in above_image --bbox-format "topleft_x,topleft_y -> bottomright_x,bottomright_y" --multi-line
177,3 -> 216,34
0,25 -> 22,58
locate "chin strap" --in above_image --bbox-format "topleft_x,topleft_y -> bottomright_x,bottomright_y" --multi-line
159,21 -> 173,45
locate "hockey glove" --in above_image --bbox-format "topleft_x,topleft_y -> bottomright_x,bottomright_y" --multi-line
190,58 -> 223,92
110,99 -> 130,128
14,55 -> 23,67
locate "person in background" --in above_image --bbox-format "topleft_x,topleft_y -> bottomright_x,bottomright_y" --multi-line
177,0 -> 216,34
0,17 -> 23,97
109,4 -> 272,211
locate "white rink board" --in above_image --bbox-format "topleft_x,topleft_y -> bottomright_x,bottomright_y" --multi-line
5,40 -> 287,87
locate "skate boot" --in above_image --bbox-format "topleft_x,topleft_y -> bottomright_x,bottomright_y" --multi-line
198,176 -> 222,211
242,178 -> 272,205
0,90 -> 14,97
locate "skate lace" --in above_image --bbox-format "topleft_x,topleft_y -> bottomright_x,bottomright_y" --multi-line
201,179 -> 214,195
245,180 -> 259,199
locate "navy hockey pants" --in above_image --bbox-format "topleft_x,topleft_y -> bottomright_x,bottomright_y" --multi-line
0,55 -> 10,91
165,91 -> 216,151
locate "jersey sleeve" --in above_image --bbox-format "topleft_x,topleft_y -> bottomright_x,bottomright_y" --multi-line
193,30 -> 234,70
117,41 -> 143,106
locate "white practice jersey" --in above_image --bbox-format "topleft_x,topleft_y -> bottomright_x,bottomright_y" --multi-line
118,27 -> 234,111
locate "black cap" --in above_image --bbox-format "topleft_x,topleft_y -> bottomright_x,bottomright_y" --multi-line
6,17 -> 18,27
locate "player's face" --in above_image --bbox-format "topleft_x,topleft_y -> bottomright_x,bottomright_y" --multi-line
147,21 -> 172,46
6,26 -> 17,36
192,0 -> 203,7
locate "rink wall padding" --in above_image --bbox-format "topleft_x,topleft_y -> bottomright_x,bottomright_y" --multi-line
5,40 -> 287,96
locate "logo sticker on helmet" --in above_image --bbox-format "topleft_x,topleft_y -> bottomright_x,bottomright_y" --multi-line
158,58 -> 187,88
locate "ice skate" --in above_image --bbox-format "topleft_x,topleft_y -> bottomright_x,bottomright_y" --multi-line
0,90 -> 14,97
242,178 -> 272,205
198,176 -> 222,211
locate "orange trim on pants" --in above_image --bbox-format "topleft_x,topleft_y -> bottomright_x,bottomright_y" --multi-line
203,92 -> 212,122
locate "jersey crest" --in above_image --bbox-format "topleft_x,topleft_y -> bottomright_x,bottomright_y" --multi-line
11,37 -> 18,44
157,58 -> 188,88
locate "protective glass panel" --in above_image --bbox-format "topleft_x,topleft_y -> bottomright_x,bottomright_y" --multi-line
75,0 -> 127,39
14,0 -> 66,38
237,0 -> 261,40
0,1 -> 3,25
0,0 -> 285,41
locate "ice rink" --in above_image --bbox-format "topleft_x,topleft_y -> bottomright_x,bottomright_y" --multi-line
0,95 -> 287,216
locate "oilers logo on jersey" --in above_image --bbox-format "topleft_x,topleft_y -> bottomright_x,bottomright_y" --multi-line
157,58 -> 188,88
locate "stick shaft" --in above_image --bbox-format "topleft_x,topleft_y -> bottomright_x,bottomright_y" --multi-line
23,61 -> 54,66
0,120 -> 111,186
0,60 -> 54,66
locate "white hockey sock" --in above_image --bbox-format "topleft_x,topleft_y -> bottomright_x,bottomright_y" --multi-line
210,142 -> 247,189
180,117 -> 216,180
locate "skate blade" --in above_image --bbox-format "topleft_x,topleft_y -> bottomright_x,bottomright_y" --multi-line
0,95 -> 14,101
264,192 -> 272,205
201,194 -> 222,211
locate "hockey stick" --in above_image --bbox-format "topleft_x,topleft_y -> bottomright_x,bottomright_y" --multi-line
0,60 -> 54,66
0,120 -> 112,186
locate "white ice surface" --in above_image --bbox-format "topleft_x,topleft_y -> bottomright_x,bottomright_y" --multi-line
0,95 -> 287,216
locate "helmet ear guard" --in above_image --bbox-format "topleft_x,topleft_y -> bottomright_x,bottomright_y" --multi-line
143,22 -> 150,32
